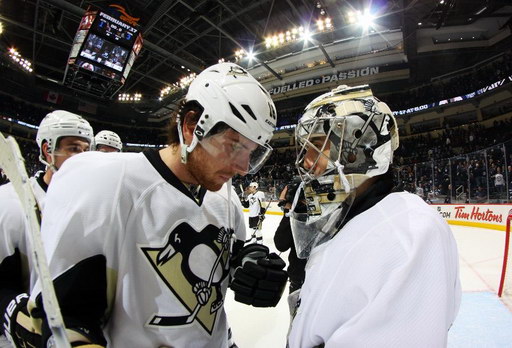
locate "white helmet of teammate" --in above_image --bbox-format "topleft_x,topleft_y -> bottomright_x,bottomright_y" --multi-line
179,62 -> 277,174
249,182 -> 259,190
36,110 -> 94,168
95,130 -> 123,152
290,84 -> 399,258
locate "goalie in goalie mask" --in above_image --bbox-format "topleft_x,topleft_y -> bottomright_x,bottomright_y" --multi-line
287,85 -> 461,348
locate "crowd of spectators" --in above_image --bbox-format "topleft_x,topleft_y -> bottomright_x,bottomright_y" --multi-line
2,52 -> 512,203
384,51 -> 512,111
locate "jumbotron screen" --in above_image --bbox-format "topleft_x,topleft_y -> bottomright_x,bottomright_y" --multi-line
79,33 -> 129,72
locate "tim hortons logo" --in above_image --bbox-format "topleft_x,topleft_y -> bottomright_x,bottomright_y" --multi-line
454,206 -> 503,223
109,4 -> 140,26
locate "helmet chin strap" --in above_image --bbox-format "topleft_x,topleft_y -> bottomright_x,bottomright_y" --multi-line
177,117 -> 199,164
334,161 -> 351,194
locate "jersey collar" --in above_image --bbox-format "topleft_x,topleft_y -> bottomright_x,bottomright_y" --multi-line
143,150 -> 207,205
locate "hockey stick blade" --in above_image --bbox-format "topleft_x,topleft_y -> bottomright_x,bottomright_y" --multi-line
0,133 -> 71,348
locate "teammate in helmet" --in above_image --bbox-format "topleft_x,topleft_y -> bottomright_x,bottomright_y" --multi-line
28,63 -> 287,348
287,85 -> 461,347
0,110 -> 93,347
94,130 -> 123,152
241,182 -> 266,244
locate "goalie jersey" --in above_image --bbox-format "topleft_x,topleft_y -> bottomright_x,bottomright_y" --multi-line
288,192 -> 461,347
29,150 -> 246,347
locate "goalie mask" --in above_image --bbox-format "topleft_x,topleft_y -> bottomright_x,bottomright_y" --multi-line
178,62 -> 276,175
290,84 -> 399,258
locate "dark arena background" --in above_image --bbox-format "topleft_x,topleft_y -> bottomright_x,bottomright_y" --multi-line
1,1 -> 512,347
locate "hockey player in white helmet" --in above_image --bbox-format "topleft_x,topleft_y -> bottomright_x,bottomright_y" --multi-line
28,62 -> 287,348
94,130 -> 123,152
241,182 -> 266,244
287,85 -> 460,347
0,110 -> 93,347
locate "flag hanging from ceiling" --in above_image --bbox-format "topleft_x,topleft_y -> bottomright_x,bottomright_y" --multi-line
43,91 -> 63,104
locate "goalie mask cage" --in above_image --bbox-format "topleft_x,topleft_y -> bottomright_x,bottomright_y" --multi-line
498,210 -> 512,298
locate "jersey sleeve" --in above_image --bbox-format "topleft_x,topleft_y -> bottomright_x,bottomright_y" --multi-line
29,153 -> 128,346
0,184 -> 29,314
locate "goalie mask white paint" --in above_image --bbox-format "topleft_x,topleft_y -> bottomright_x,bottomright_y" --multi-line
36,110 -> 94,169
179,62 -> 277,174
290,84 -> 399,258
95,130 -> 123,151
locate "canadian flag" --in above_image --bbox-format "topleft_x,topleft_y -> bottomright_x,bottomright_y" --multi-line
44,91 -> 63,104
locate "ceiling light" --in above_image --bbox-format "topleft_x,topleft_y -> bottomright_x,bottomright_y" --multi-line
358,10 -> 375,30
300,30 -> 312,42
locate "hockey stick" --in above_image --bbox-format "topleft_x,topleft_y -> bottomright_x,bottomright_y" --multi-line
0,133 -> 71,348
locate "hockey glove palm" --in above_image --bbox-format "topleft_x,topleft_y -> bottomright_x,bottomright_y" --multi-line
230,244 -> 288,307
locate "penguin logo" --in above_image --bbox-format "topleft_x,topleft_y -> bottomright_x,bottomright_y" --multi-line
140,223 -> 232,334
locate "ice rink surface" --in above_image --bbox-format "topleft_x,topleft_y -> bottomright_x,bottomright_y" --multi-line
226,213 -> 512,348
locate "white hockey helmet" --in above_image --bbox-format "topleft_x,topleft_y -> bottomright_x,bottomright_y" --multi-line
180,62 -> 277,174
249,182 -> 259,189
95,130 -> 123,151
36,110 -> 94,166
290,84 -> 399,258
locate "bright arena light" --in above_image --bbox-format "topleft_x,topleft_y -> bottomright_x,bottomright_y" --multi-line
358,10 -> 375,30
0,22 -> 3,35
300,30 -> 312,42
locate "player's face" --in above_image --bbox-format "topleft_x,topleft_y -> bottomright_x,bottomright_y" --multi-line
187,128 -> 258,191
303,135 -> 331,177
97,144 -> 119,153
52,136 -> 90,169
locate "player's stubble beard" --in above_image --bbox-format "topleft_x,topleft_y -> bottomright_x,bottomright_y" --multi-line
187,143 -> 236,192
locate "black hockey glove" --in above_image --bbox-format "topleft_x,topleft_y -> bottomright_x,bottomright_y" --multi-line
230,244 -> 288,307
1,293 -> 42,348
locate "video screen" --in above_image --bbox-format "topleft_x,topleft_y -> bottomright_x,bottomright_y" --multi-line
76,58 -> 122,81
79,33 -> 129,72
92,12 -> 138,47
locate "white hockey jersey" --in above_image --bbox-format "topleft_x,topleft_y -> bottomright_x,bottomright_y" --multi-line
288,192 -> 461,348
247,191 -> 265,217
0,171 -> 47,290
0,171 -> 46,348
29,151 -> 246,348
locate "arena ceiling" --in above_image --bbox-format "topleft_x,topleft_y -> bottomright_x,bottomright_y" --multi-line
0,0 -> 511,118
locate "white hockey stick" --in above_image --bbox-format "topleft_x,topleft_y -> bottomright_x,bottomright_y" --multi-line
0,133 -> 71,348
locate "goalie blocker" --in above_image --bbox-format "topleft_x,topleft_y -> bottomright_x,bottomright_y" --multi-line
230,244 -> 288,307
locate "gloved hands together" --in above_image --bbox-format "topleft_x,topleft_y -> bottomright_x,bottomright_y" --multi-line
230,244 -> 288,307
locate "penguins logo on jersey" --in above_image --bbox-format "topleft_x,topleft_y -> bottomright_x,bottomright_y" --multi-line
141,223 -> 232,334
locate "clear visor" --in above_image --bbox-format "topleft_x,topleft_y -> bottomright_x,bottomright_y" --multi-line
289,184 -> 355,259
199,128 -> 272,175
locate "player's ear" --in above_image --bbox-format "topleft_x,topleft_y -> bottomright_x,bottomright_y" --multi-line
181,110 -> 198,145
41,142 -> 52,163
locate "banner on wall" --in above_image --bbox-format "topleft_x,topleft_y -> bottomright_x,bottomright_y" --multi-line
268,66 -> 380,95
393,73 -> 512,117
432,204 -> 512,231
